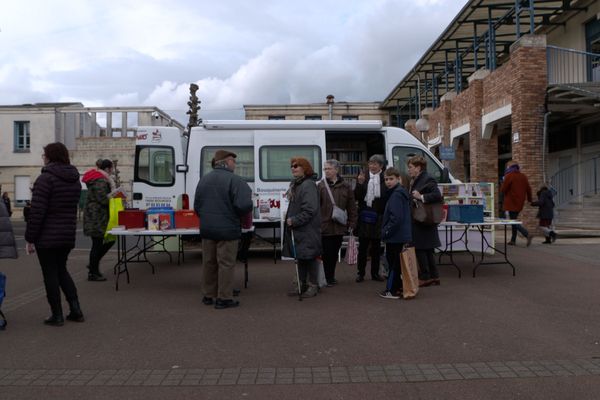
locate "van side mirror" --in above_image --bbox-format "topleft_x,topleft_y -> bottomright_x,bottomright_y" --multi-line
440,167 -> 450,183
176,164 -> 188,173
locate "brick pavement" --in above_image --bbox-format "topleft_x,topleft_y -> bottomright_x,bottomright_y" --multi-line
2,229 -> 600,398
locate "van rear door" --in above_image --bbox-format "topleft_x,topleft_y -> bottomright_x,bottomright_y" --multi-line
132,127 -> 185,209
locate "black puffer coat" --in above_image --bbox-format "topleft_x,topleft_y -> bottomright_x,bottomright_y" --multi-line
410,171 -> 442,249
282,176 -> 322,260
25,162 -> 81,249
531,187 -> 554,220
0,201 -> 17,259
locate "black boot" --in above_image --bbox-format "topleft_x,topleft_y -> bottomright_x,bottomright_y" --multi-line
88,272 -> 107,282
44,304 -> 64,327
66,299 -> 85,322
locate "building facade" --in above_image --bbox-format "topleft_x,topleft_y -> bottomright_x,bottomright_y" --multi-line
381,0 -> 600,231
0,103 -> 183,218
244,96 -> 388,123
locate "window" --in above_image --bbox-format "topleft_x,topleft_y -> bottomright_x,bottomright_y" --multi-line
392,146 -> 443,182
342,115 -> 359,120
268,115 -> 285,120
260,146 -> 322,181
134,146 -> 175,186
582,122 -> 600,145
14,176 -> 31,206
305,115 -> 322,120
14,121 -> 30,152
200,146 -> 254,181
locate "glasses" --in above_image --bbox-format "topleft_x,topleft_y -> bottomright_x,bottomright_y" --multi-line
290,164 -> 300,169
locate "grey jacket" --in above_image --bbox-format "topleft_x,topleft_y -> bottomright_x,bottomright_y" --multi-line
194,165 -> 253,241
282,176 -> 322,260
0,202 -> 17,259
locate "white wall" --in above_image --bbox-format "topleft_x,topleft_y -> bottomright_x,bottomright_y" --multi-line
0,110 -> 57,167
547,3 -> 600,50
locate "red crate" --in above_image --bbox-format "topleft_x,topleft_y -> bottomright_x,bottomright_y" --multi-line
175,210 -> 200,229
118,209 -> 146,229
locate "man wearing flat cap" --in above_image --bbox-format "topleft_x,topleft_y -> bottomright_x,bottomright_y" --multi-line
194,149 -> 252,309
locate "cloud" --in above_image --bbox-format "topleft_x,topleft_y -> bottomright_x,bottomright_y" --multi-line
0,0 -> 467,124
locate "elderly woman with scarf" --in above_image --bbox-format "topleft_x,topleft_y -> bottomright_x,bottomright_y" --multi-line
354,154 -> 389,282
282,157 -> 322,298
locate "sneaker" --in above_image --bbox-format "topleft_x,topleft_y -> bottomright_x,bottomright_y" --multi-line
202,296 -> 214,306
379,290 -> 400,299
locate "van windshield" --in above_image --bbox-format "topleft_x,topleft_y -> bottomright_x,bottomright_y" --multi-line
392,146 -> 443,182
260,145 -> 321,181
200,146 -> 254,181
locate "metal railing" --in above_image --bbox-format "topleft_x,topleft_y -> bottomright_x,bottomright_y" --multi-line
547,45 -> 600,85
550,156 -> 600,207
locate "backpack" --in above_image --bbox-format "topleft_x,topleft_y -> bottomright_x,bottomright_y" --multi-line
0,272 -> 6,330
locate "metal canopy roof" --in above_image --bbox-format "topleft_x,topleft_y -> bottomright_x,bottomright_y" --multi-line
381,0 -> 596,114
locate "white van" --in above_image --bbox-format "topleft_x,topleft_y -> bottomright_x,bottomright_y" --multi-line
132,120 -> 452,211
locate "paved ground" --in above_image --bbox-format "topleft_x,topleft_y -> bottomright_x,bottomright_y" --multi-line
1,221 -> 600,399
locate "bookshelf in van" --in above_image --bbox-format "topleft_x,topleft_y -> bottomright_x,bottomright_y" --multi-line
326,141 -> 367,189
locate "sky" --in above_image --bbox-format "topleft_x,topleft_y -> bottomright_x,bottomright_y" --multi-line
0,0 -> 467,125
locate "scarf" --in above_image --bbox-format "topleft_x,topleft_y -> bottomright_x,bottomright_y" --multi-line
365,171 -> 381,207
504,164 -> 519,176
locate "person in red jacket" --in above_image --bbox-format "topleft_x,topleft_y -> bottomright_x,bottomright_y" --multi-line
500,160 -> 533,246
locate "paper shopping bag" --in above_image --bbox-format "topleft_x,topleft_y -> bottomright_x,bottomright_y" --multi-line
400,246 -> 419,299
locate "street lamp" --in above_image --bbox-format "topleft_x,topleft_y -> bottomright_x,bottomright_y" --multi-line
415,118 -> 429,146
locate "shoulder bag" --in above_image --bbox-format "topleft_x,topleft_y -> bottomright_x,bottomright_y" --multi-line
323,179 -> 348,225
412,199 -> 443,225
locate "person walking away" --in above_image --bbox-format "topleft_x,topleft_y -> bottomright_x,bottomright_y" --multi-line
0,201 -> 17,331
379,168 -> 412,299
318,159 -> 357,286
531,185 -> 556,244
194,150 -> 252,309
408,155 -> 443,287
354,154 -> 389,282
2,192 -> 12,217
83,159 -> 119,281
25,142 -> 84,326
500,160 -> 533,246
282,157 -> 322,298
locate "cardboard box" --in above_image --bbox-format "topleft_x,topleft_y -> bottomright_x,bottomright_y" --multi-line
174,210 -> 200,229
447,204 -> 484,223
118,209 -> 146,229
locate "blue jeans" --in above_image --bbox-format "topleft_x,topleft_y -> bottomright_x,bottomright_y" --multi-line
508,211 -> 529,243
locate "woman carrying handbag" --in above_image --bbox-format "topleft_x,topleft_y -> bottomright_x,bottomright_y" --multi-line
318,159 -> 357,286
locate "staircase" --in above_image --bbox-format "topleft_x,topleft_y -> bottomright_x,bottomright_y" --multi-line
555,193 -> 600,236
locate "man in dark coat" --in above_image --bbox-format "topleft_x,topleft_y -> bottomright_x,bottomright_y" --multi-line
194,150 -> 252,309
354,154 -> 389,282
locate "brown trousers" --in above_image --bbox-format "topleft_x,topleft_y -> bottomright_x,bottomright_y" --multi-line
201,239 -> 238,300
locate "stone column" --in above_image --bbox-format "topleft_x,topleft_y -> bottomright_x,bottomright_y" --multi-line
509,34 -> 547,233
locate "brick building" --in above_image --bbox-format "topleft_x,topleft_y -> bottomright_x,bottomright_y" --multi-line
381,0 -> 600,231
